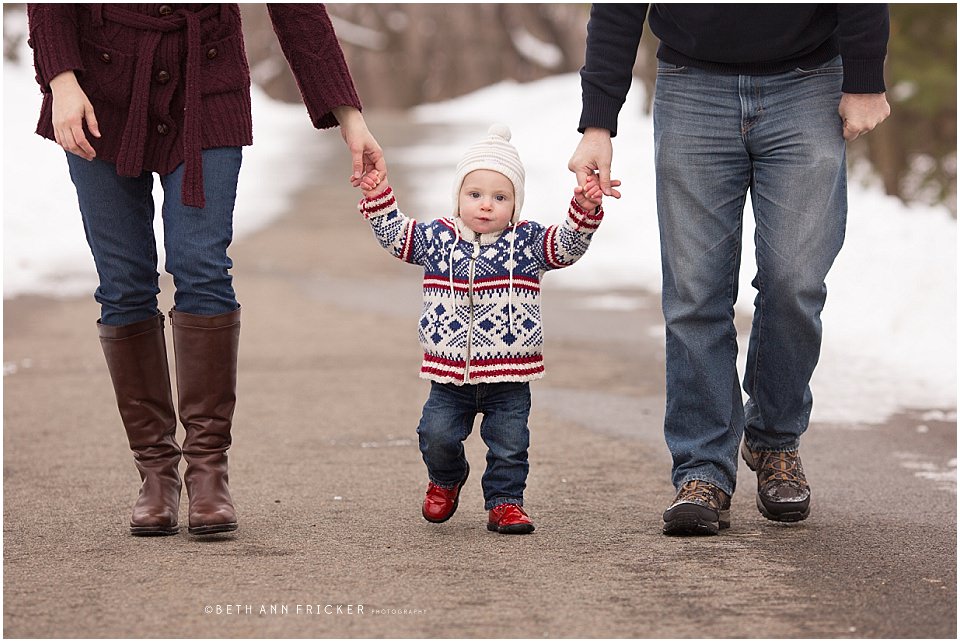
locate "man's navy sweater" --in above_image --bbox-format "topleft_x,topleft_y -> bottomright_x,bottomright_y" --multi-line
580,4 -> 889,136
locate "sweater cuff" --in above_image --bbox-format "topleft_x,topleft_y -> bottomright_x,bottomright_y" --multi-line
568,197 -> 604,231
29,23 -> 83,90
358,186 -> 397,220
306,83 -> 362,130
841,58 -> 887,94
301,35 -> 362,129
578,93 -> 623,137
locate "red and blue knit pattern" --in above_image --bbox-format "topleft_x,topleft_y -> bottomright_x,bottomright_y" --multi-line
360,187 -> 603,384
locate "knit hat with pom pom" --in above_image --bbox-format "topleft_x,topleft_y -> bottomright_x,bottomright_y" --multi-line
452,124 -> 525,221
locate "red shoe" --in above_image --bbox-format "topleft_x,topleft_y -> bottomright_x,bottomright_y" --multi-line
487,504 -> 535,534
421,465 -> 469,523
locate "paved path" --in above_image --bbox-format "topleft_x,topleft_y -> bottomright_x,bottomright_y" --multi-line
4,114 -> 955,637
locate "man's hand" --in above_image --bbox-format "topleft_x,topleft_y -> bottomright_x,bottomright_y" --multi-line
568,127 -> 621,198
333,105 -> 387,187
50,71 -> 100,161
839,93 -> 891,142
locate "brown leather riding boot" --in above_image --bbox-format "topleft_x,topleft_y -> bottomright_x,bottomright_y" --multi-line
98,313 -> 182,536
170,307 -> 241,535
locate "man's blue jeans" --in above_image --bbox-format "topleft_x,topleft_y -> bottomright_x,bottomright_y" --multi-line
66,147 -> 243,326
417,381 -> 531,510
653,57 -> 847,496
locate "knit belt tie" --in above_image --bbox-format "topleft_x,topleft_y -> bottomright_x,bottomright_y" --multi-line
103,4 -> 222,208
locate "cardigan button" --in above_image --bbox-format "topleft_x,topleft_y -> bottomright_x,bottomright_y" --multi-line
156,70 -> 171,84
206,47 -> 218,60
157,123 -> 170,136
158,4 -> 174,16
99,52 -> 111,63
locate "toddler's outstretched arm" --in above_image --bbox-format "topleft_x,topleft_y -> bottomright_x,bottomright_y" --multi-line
531,175 -> 615,271
356,172 -> 425,265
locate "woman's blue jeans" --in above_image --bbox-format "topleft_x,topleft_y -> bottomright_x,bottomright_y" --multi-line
653,57 -> 847,496
417,381 -> 531,510
66,147 -> 243,326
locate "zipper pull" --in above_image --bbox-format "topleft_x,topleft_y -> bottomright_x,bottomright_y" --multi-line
471,240 -> 480,259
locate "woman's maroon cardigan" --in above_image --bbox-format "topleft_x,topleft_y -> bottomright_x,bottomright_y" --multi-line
27,4 -> 362,208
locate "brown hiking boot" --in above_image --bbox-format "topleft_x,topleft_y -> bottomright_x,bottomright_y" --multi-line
741,442 -> 811,522
662,480 -> 731,536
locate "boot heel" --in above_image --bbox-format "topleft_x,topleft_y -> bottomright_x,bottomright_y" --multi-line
188,522 -> 237,536
131,524 -> 180,536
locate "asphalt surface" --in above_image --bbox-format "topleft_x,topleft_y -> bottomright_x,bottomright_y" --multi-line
3,113 -> 956,638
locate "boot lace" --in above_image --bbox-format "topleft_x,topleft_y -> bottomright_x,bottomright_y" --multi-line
675,480 -> 726,510
756,450 -> 806,486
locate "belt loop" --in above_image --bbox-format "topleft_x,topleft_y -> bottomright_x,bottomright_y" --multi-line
91,4 -> 104,27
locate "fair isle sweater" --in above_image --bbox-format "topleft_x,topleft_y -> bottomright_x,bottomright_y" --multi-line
360,187 -> 604,385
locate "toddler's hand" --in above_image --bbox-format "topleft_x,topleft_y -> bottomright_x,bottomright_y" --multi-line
353,169 -> 389,198
574,174 -> 619,211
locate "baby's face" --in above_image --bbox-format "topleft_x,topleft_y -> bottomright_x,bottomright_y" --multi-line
457,170 -> 515,235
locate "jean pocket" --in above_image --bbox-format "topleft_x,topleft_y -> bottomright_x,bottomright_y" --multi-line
794,65 -> 843,77
794,56 -> 843,76
657,61 -> 688,75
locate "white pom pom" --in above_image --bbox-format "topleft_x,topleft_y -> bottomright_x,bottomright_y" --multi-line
488,123 -> 511,141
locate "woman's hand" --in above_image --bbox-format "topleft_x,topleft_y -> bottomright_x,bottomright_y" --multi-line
332,106 -> 387,189
50,71 -> 100,160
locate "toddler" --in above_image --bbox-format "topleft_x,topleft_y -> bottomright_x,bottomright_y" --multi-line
354,124 -> 612,534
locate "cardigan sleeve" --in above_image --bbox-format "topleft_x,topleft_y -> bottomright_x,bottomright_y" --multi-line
266,3 -> 362,129
530,198 -> 605,272
26,4 -> 84,91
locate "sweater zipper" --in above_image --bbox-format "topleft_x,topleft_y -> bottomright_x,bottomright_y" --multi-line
463,238 -> 481,383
